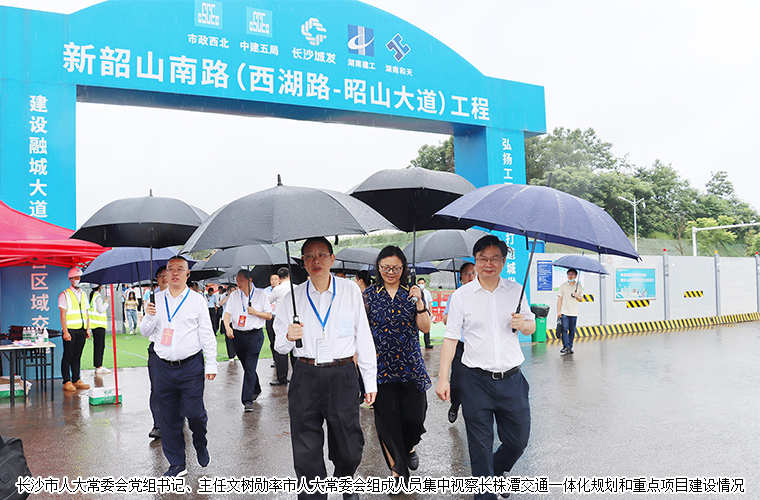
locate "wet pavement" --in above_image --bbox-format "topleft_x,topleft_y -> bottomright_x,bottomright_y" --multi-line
2,323 -> 759,499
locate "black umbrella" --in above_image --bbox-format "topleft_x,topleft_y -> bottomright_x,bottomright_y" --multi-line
553,255 -> 609,275
183,175 -> 396,346
436,258 -> 473,289
436,183 -> 639,329
349,167 -> 475,281
189,260 -> 224,282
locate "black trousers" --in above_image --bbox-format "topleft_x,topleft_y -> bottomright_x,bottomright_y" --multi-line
152,351 -> 207,467
208,308 -> 219,334
232,328 -> 264,405
221,322 -> 236,359
61,328 -> 87,383
288,360 -> 364,500
373,381 -> 427,479
147,343 -> 161,429
449,340 -> 465,410
461,366 -> 531,500
267,317 -> 291,383
91,327 -> 106,368
422,330 -> 432,348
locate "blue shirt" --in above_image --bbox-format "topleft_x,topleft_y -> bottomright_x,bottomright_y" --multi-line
363,283 -> 431,392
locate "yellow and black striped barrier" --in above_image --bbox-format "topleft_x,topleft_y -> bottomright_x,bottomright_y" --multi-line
684,290 -> 704,298
581,294 -> 594,302
626,300 -> 650,308
546,312 -> 760,341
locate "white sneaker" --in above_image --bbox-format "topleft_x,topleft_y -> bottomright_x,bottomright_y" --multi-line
229,357 -> 236,363
95,367 -> 111,374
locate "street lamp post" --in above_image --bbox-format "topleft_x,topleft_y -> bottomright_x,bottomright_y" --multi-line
618,196 -> 645,252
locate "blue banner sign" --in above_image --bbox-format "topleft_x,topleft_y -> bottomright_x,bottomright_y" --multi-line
536,260 -> 553,291
615,268 -> 656,301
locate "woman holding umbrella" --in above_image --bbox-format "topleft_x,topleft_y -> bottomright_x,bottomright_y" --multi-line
362,246 -> 431,482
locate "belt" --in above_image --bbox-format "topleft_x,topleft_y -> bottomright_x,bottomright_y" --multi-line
233,328 -> 262,334
471,365 -> 520,380
298,356 -> 353,367
159,351 -> 201,367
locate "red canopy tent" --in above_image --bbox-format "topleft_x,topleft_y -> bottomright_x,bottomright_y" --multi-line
0,200 -> 106,267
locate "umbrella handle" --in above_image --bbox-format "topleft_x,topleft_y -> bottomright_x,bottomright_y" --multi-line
285,241 -> 303,348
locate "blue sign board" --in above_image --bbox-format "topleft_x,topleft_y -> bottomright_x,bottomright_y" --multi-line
615,268 -> 656,301
536,260 -> 553,291
0,0 -> 546,334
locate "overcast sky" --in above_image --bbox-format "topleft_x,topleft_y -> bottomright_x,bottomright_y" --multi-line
3,0 -> 758,227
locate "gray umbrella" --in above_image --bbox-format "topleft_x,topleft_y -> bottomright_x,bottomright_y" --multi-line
182,175 -> 396,347
402,228 -> 491,263
205,244 -> 294,269
335,247 -> 380,265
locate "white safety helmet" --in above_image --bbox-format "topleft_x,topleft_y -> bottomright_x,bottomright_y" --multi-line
68,267 -> 83,279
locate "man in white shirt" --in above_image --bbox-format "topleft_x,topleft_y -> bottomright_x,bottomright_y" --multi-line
222,269 -> 272,411
436,235 -> 535,500
557,268 -> 583,355
268,267 -> 293,386
148,265 -> 168,440
58,267 -> 91,392
417,277 -> 435,349
141,256 -> 218,478
275,237 -> 377,500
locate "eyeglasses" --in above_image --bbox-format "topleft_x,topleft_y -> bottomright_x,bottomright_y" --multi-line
475,256 -> 504,265
379,265 -> 403,274
303,251 -> 332,260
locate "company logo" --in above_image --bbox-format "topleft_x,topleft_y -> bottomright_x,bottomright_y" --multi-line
301,18 -> 327,46
195,0 -> 222,30
386,33 -> 410,61
247,7 -> 272,37
348,25 -> 374,56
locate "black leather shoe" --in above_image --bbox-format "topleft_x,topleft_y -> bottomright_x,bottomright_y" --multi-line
148,427 -> 161,439
407,450 -> 419,471
269,380 -> 288,386
164,464 -> 187,477
448,405 -> 458,424
197,447 -> 209,467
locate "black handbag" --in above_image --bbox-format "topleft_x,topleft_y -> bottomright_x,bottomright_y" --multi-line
555,318 -> 564,341
0,434 -> 31,500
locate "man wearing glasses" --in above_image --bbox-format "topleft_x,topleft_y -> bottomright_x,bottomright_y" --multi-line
274,237 -> 376,500
435,235 -> 535,500
141,256 -> 218,478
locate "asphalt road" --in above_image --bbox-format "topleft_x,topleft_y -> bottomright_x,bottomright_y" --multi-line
2,323 -> 758,499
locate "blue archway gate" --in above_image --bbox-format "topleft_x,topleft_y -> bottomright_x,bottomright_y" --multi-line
0,0 -> 545,334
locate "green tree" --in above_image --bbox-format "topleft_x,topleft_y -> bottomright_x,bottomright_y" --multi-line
688,216 -> 737,256
409,136 -> 454,172
706,170 -> 734,198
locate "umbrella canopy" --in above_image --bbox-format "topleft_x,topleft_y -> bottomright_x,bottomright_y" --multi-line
0,200 -> 106,268
437,258 -> 472,273
349,167 -> 475,232
403,228 -> 491,263
183,176 -> 396,252
189,260 -> 224,282
436,184 -> 639,260
331,259 -> 365,273
72,194 -> 208,248
80,247 -> 196,285
205,244 -> 294,269
335,247 -> 380,265
553,254 -> 609,275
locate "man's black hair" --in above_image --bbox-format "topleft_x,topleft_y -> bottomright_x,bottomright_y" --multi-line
156,265 -> 167,278
472,235 -> 509,259
277,267 -> 290,279
237,269 -> 252,280
301,237 -> 333,255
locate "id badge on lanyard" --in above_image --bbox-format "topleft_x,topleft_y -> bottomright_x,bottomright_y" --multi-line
308,277 -> 336,364
162,291 -> 189,346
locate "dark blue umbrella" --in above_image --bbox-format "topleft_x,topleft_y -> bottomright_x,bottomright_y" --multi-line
436,183 -> 638,327
81,247 -> 196,285
553,255 -> 609,275
436,184 -> 638,260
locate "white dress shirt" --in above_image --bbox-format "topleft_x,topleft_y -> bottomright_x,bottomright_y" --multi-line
268,281 -> 291,315
140,286 -> 218,375
224,287 -> 271,331
274,277 -> 378,393
444,277 -> 535,372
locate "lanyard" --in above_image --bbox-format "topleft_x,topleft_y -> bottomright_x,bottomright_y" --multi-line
242,286 -> 255,313
164,290 -> 190,326
306,276 -> 336,334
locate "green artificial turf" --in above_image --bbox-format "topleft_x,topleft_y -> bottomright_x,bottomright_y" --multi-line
79,324 -> 448,370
